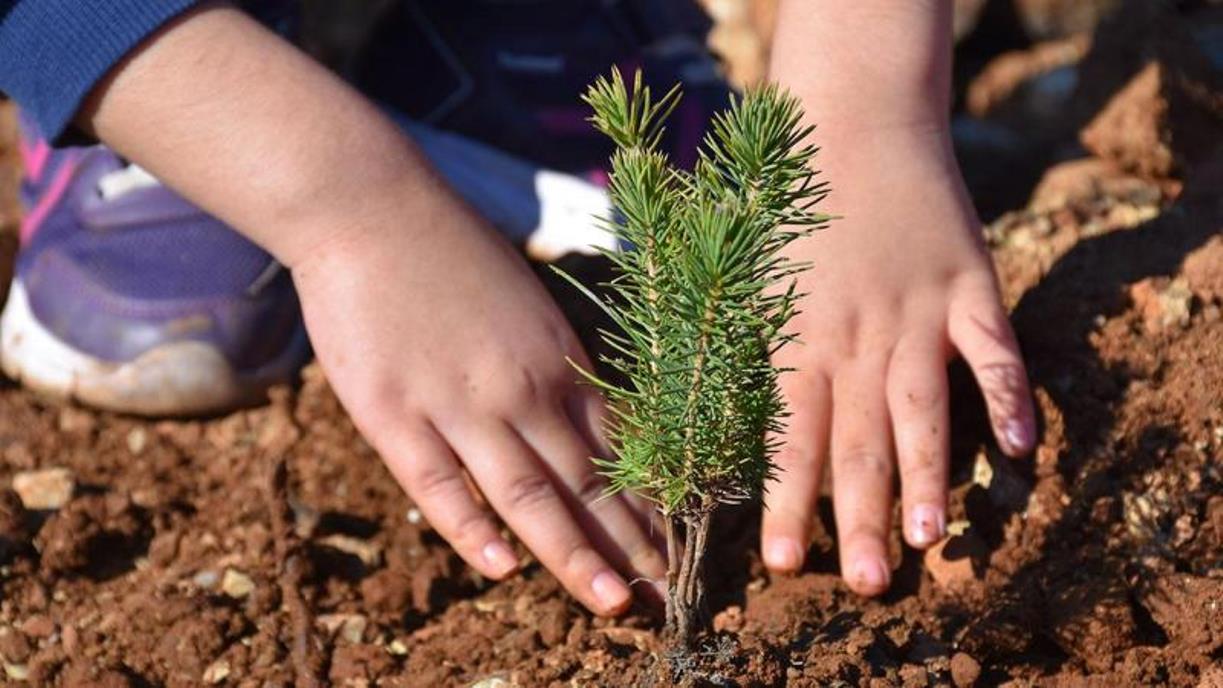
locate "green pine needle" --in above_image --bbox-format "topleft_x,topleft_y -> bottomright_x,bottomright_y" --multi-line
559,68 -> 830,517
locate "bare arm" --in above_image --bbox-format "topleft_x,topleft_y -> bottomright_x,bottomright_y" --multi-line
79,2 -> 456,268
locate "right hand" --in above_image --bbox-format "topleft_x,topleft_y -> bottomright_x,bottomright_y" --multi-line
291,197 -> 666,616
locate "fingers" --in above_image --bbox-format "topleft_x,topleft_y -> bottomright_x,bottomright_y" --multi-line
378,420 -> 519,580
761,373 -> 831,573
446,418 -> 634,616
949,281 -> 1036,457
886,333 -> 949,549
518,402 -> 668,584
830,359 -> 895,596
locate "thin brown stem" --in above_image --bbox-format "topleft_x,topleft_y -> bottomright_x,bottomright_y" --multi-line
665,512 -> 681,630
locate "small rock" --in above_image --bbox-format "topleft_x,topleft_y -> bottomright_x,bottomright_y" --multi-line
202,658 -> 231,684
11,468 -> 74,510
317,614 -> 368,645
126,428 -> 148,455
924,531 -> 987,588
1131,277 -> 1194,333
220,568 -> 255,599
289,499 -> 319,539
950,652 -> 981,687
971,452 -> 993,488
193,569 -> 220,589
3,663 -> 28,681
317,534 -> 383,568
387,639 -> 408,656
469,676 -> 512,688
473,598 -> 502,614
406,508 -> 423,525
713,605 -> 744,633
596,626 -> 651,651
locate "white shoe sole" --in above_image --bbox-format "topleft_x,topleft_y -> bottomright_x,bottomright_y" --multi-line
0,280 -> 310,416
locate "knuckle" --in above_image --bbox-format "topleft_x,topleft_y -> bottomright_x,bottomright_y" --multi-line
503,472 -> 558,513
835,448 -> 893,479
411,463 -> 466,502
774,444 -> 815,471
448,509 -> 493,548
898,446 -> 943,480
572,471 -> 609,509
975,361 -> 1030,416
482,365 -> 555,416
561,540 -> 598,580
961,308 -> 1018,357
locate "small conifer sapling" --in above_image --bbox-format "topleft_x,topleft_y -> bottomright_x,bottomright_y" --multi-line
558,69 -> 830,647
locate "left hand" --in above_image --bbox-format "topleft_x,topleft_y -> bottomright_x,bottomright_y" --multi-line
759,124 -> 1036,595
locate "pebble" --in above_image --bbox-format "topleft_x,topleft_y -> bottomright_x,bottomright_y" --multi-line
1130,277 -> 1194,333
126,427 -> 148,455
713,605 -> 744,633
203,658 -> 231,684
469,676 -> 512,688
317,534 -> 383,568
387,639 -> 408,656
3,663 -> 28,680
193,569 -> 220,589
221,568 -> 255,599
11,468 -> 74,510
317,613 -> 368,645
950,652 -> 981,687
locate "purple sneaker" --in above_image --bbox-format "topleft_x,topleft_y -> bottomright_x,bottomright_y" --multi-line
2,114 -> 310,416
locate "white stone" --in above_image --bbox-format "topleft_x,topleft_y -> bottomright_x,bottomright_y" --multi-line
12,467 -> 74,510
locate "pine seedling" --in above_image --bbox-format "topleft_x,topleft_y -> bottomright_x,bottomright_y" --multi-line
558,69 -> 830,647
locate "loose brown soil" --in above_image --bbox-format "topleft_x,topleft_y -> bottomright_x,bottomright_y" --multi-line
1,3 -> 1221,686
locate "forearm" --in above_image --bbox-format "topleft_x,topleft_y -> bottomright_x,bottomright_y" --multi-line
78,2 -> 463,267
769,0 -> 954,134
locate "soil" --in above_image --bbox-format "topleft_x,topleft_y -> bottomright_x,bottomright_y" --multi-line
1,3 -> 1221,687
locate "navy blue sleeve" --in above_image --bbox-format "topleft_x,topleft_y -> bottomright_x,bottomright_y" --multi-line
0,0 -> 201,141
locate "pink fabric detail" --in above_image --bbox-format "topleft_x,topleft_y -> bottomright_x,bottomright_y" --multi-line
20,160 -> 75,244
585,169 -> 610,188
17,136 -> 50,183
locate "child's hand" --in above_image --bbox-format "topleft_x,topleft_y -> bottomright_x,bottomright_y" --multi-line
759,124 -> 1036,594
76,4 -> 662,617
292,204 -> 666,616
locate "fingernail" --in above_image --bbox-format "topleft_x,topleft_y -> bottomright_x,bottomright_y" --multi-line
482,541 -> 518,577
764,537 -> 803,572
591,570 -> 631,613
908,505 -> 945,547
1004,418 -> 1034,453
854,557 -> 890,594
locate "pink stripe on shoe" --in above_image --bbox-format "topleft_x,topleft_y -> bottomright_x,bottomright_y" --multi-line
20,160 -> 76,244
17,136 -> 51,183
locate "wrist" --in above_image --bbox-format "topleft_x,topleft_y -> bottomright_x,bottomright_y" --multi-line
769,0 -> 954,136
